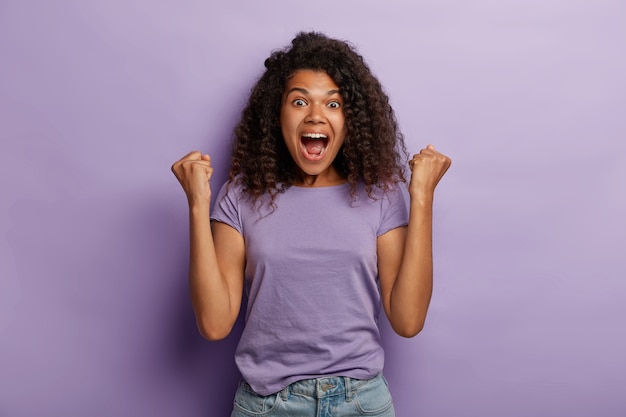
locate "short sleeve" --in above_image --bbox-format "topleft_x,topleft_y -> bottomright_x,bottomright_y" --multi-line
210,181 -> 244,235
377,184 -> 409,236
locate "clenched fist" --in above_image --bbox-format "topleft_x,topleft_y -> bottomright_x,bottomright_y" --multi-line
171,151 -> 214,206
408,144 -> 451,198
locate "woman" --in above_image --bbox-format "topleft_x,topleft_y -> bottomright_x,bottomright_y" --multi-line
172,31 -> 451,417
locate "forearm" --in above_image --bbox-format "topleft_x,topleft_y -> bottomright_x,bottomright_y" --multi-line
188,204 -> 238,340
389,194 -> 434,337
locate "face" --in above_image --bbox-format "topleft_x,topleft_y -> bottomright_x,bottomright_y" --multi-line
280,70 -> 347,186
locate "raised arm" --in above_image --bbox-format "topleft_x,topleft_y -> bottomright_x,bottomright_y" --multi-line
378,144 -> 451,337
171,151 -> 245,341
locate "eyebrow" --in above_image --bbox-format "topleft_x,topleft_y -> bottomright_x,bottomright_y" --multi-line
285,87 -> 341,96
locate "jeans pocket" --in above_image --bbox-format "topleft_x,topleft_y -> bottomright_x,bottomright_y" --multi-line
232,382 -> 282,416
352,375 -> 394,415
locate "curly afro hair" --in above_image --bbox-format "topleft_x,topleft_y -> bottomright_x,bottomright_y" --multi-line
230,31 -> 407,206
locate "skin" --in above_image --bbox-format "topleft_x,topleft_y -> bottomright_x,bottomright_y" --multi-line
280,70 -> 347,187
171,69 -> 451,340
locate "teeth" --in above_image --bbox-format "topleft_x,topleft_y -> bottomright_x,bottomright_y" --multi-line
302,133 -> 327,139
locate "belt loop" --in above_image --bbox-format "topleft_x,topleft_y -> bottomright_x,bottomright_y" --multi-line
280,384 -> 290,402
344,377 -> 352,402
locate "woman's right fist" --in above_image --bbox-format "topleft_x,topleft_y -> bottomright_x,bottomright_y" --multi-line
171,151 -> 214,205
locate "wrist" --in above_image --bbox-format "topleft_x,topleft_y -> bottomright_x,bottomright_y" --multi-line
188,200 -> 211,215
409,189 -> 434,206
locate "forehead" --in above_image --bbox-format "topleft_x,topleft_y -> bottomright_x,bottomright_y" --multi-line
284,69 -> 340,93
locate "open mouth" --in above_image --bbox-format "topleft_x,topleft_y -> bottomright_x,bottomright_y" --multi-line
300,132 -> 328,159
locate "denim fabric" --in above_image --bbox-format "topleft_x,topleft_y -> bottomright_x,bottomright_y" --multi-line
230,373 -> 395,417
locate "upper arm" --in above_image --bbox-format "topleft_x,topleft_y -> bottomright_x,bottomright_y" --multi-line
377,226 -> 407,320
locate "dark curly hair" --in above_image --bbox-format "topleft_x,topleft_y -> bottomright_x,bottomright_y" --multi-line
230,31 -> 407,206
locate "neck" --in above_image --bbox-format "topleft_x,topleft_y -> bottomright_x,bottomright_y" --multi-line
293,167 -> 346,187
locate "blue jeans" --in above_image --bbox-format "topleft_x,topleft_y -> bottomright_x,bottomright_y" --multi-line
230,373 -> 395,417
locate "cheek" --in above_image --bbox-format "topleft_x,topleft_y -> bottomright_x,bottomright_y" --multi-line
333,112 -> 346,129
335,118 -> 347,137
280,118 -> 295,138
280,110 -> 299,133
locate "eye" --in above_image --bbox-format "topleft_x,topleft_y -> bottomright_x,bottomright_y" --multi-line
327,101 -> 342,109
292,99 -> 307,107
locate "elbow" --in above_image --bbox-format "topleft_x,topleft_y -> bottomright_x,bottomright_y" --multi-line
196,319 -> 233,341
199,328 -> 230,342
392,320 -> 425,339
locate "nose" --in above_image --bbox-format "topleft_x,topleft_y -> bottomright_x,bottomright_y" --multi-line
305,103 -> 324,124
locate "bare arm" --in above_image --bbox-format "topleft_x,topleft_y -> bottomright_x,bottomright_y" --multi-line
172,151 -> 245,340
378,144 -> 451,338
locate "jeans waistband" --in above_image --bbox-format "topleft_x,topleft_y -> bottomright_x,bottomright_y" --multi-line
276,374 -> 380,401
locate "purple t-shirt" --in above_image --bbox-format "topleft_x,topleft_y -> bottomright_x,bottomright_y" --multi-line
211,180 -> 409,395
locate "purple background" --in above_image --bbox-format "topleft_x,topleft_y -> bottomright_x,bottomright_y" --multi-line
1,1 -> 625,416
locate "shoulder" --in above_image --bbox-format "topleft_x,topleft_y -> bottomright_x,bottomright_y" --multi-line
355,181 -> 408,203
215,176 -> 247,200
